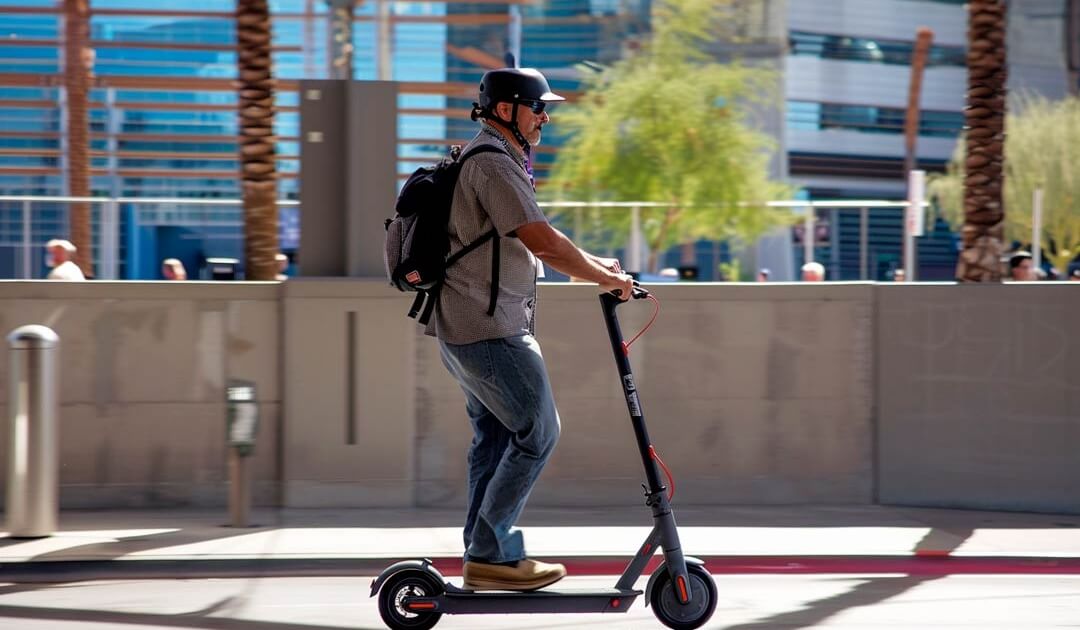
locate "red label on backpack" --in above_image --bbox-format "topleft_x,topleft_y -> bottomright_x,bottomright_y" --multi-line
406,270 -> 421,284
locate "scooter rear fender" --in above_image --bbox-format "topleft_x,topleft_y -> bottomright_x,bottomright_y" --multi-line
369,559 -> 446,597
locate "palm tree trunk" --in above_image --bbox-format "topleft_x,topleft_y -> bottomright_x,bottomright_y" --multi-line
64,0 -> 92,277
956,0 -> 1007,282
237,0 -> 279,280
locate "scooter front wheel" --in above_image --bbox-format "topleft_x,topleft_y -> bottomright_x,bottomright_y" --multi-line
376,568 -> 444,630
649,564 -> 718,630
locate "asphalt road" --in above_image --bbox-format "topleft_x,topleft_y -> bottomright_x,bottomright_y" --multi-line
1,574 -> 1079,629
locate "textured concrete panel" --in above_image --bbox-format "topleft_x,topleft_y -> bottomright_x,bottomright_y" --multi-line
877,284 -> 1080,513
280,280 -> 415,507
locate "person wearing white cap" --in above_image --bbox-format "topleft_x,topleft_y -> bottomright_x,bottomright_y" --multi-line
44,239 -> 85,281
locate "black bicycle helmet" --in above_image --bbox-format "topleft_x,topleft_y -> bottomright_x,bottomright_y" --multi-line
478,67 -> 565,109
473,67 -> 565,148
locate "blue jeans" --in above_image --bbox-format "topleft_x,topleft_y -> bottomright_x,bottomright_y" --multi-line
438,334 -> 561,564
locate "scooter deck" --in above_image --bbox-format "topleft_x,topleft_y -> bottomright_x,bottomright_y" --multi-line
406,585 -> 642,615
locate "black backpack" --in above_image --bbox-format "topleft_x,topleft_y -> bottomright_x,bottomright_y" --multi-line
383,144 -> 507,325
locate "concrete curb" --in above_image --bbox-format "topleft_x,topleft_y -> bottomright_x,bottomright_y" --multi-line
5,555 -> 1080,583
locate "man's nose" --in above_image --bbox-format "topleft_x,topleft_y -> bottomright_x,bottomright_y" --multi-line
539,110 -> 550,123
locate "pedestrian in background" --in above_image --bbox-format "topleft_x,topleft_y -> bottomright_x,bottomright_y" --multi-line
275,253 -> 289,281
801,261 -> 825,282
162,258 -> 187,280
44,239 -> 85,281
1007,251 -> 1036,281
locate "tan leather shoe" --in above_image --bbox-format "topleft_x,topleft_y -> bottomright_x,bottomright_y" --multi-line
463,558 -> 567,591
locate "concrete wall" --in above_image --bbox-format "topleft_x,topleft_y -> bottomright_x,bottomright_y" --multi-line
413,283 -> 874,508
0,282 -> 281,508
1,280 -> 1077,513
876,284 -> 1080,513
280,280 -> 417,507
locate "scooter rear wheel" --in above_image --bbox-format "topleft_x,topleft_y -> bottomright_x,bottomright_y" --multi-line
649,564 -> 718,630
376,568 -> 444,630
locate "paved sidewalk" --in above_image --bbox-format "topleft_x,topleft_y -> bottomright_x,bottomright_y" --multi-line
3,504 -> 1080,582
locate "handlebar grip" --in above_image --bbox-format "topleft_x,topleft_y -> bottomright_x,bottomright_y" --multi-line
612,281 -> 650,300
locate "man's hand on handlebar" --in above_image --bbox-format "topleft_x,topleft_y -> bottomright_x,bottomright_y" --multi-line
594,257 -> 622,274
600,272 -> 635,301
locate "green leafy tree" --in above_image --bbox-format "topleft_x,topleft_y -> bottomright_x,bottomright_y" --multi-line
929,96 -> 1080,275
546,0 -> 791,272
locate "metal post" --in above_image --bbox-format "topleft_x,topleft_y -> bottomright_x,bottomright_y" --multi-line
1032,187 -> 1044,270
303,0 -> 317,78
100,200 -> 118,280
6,325 -> 60,538
226,381 -> 259,528
830,207 -> 840,280
228,450 -> 250,528
859,206 -> 869,280
21,199 -> 31,279
106,88 -> 120,197
376,0 -> 392,80
803,205 -> 814,265
904,170 -> 926,281
508,5 -> 522,66
628,205 -> 643,274
59,87 -> 69,197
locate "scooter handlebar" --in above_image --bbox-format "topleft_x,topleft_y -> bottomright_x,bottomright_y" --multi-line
612,280 -> 650,300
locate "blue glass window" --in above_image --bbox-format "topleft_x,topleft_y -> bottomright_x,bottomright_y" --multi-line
790,31 -> 965,67
789,101 -> 964,138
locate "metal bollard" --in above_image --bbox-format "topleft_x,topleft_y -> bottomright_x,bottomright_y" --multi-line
5,325 -> 59,538
226,380 -> 259,527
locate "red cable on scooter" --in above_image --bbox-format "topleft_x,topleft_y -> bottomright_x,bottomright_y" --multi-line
618,292 -> 675,502
620,294 -> 660,355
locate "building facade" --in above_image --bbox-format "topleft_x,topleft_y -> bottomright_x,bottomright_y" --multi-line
0,0 -> 1076,280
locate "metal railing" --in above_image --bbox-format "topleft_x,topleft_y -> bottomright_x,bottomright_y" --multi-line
0,195 -> 932,281
0,195 -> 300,280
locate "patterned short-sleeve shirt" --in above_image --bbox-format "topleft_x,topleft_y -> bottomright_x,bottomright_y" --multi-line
427,125 -> 548,344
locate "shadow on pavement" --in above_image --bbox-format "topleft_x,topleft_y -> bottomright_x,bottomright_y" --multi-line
0,597 -> 383,630
721,525 -> 974,630
722,575 -> 941,630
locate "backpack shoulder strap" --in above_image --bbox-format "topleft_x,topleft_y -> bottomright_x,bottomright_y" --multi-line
441,143 -> 511,320
457,143 -> 508,165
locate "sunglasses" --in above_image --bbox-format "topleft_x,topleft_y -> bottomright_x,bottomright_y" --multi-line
519,100 -> 547,115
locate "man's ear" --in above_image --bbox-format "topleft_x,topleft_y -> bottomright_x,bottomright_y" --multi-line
494,101 -> 513,121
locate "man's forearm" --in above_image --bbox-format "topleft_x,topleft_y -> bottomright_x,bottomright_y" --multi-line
585,251 -> 609,266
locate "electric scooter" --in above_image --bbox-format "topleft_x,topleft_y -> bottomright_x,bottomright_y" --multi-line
370,283 -> 718,630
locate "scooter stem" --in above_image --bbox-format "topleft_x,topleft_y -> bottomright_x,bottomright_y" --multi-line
599,292 -> 666,498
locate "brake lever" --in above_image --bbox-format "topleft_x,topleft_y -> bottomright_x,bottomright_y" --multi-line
612,281 -> 650,300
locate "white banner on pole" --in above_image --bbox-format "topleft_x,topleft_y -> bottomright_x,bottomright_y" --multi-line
906,170 -> 926,237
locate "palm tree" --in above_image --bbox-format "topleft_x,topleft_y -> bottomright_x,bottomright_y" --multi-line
237,0 -> 279,280
956,0 -> 1007,282
64,0 -> 92,277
